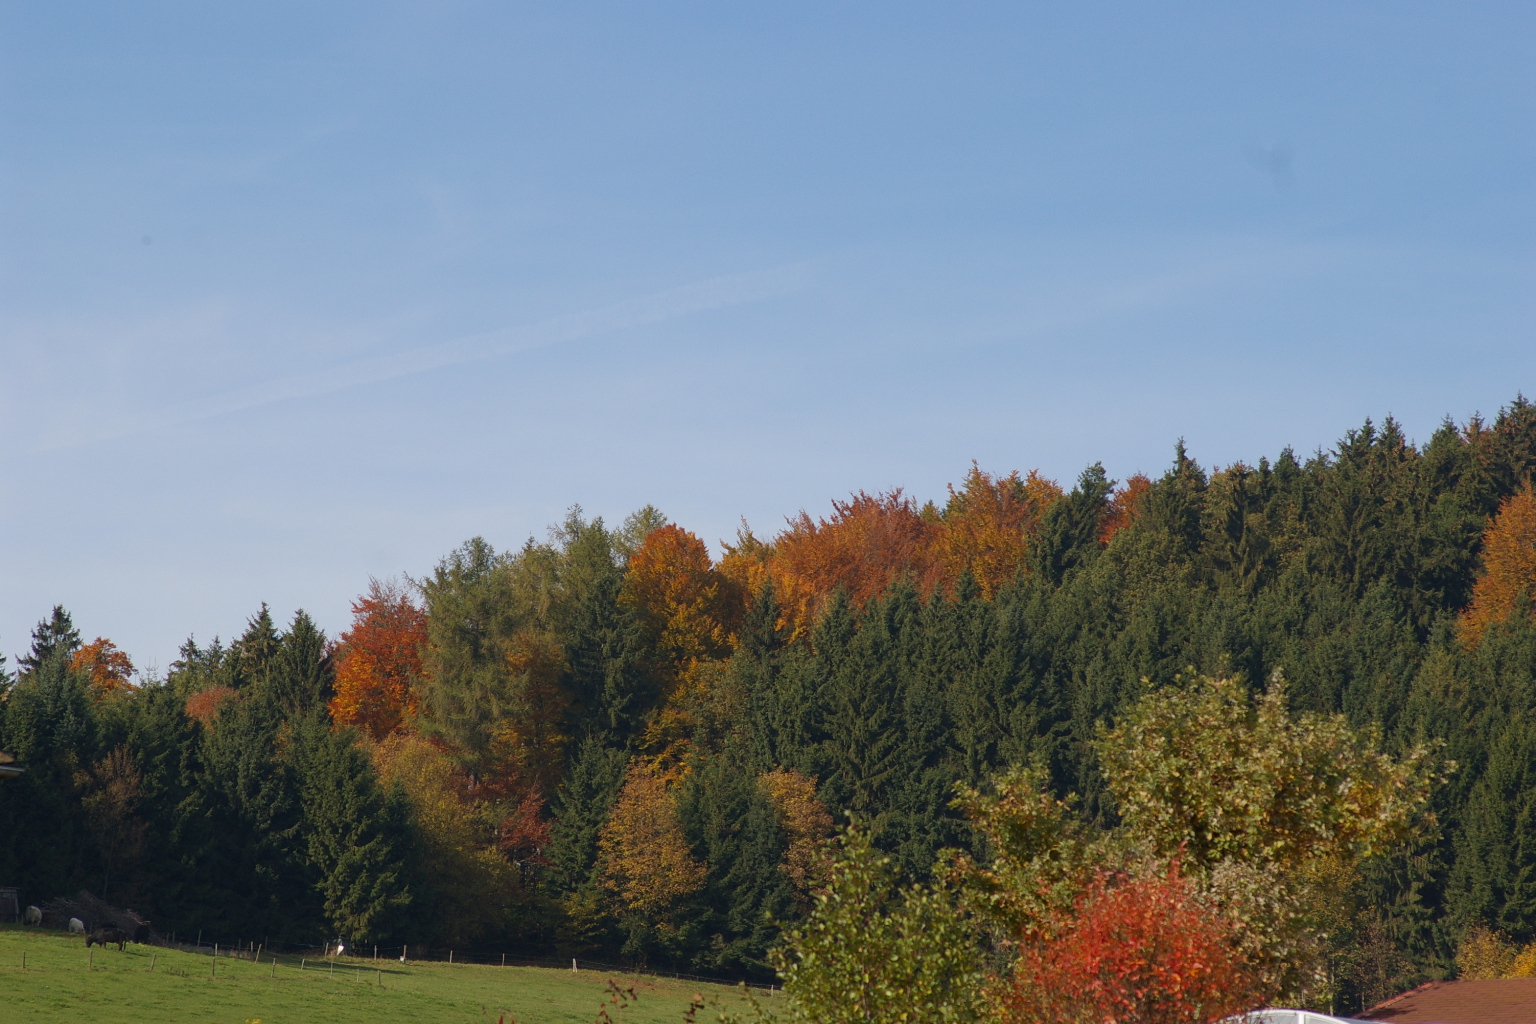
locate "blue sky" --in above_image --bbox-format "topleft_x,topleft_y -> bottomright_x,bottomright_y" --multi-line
2,3 -> 1531,672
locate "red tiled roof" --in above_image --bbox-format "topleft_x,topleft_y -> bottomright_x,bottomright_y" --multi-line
1361,979 -> 1536,1023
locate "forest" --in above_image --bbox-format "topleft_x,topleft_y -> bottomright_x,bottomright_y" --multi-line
3,396 -> 1536,1014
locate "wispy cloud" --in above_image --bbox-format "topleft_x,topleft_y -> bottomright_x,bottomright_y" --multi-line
32,262 -> 812,453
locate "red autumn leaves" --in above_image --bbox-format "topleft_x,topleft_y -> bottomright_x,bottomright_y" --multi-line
1003,862 -> 1263,1024
328,579 -> 426,740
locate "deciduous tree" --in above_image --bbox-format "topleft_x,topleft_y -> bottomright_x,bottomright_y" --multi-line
623,523 -> 744,671
760,768 -> 834,900
1459,485 -> 1536,646
775,824 -> 984,1024
768,490 -> 944,639
329,579 -> 426,740
597,762 -> 706,917
70,638 -> 136,698
1100,472 -> 1153,545
1096,673 -> 1439,874
1002,863 -> 1266,1024
937,464 -> 1062,599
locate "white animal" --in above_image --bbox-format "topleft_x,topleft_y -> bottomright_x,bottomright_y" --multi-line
23,905 -> 41,926
68,917 -> 86,935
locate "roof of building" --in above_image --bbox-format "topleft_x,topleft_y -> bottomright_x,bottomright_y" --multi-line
0,751 -> 21,778
1361,979 -> 1536,1023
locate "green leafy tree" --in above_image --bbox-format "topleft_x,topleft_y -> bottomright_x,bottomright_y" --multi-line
1096,672 -> 1444,1004
774,824 -> 984,1024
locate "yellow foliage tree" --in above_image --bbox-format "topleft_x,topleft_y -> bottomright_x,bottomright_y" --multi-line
937,464 -> 1063,599
622,523 -> 744,671
1456,926 -> 1516,979
717,521 -> 772,597
1459,485 -> 1536,647
760,768 -> 834,901
370,732 -> 521,945
623,524 -> 747,766
597,762 -> 706,917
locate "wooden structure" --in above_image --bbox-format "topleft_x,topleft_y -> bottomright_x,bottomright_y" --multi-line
1361,978 -> 1536,1023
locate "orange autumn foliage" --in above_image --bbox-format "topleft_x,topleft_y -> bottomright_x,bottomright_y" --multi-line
1101,472 -> 1153,545
184,685 -> 236,727
623,525 -> 749,767
329,578 -> 427,740
939,464 -> 1063,599
1002,863 -> 1266,1024
761,470 -> 1063,635
1460,485 -> 1536,647
70,638 -> 136,698
768,490 -> 946,639
622,524 -> 744,670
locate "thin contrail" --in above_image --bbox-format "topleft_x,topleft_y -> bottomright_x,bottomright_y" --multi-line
34,262 -> 811,452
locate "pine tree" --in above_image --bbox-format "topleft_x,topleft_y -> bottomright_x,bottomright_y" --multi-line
268,610 -> 332,714
0,652 -> 97,904
546,737 -> 629,894
1030,465 -> 1114,585
677,748 -> 795,977
19,604 -> 82,672
296,720 -> 414,941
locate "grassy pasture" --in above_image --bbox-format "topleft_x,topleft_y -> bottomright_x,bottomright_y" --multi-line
0,924 -> 758,1024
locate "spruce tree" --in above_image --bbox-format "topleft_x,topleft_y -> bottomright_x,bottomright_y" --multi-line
296,719 -> 413,941
18,604 -> 82,672
546,736 -> 629,894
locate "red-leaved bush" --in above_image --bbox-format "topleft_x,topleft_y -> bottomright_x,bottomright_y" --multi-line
999,862 -> 1265,1024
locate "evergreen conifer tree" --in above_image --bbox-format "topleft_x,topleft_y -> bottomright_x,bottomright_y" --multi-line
19,604 -> 82,672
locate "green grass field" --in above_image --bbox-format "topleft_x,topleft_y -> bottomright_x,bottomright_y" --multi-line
0,924 -> 763,1024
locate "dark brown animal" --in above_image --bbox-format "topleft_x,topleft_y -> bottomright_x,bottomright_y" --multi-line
86,925 -> 128,950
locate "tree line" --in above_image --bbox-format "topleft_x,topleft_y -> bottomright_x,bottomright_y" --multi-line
2,396 -> 1535,1010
